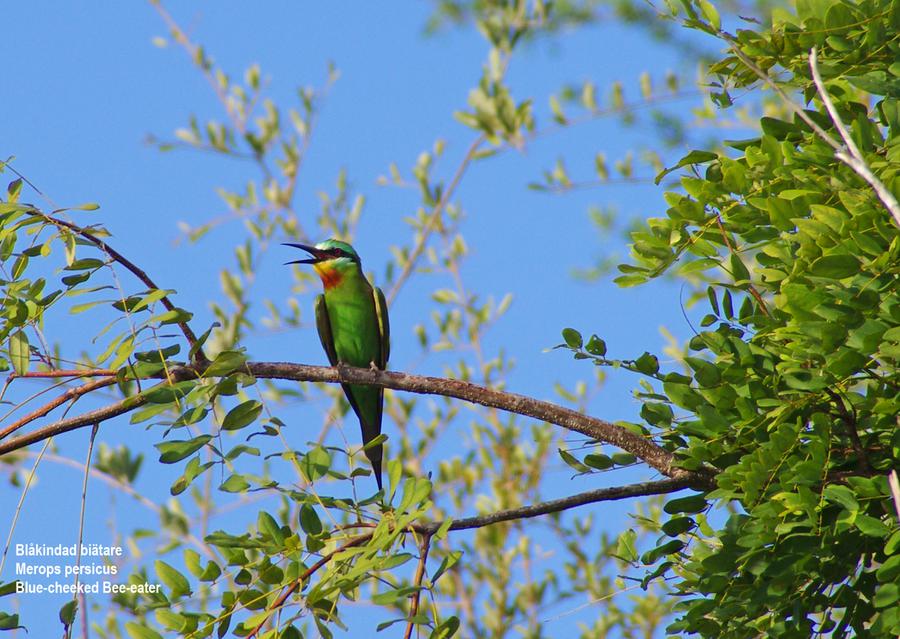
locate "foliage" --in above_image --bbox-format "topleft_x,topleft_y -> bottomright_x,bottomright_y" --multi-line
558,0 -> 900,635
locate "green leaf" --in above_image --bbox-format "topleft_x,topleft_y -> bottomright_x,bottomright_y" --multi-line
655,150 -> 717,184
299,504 -> 323,536
873,583 -> 900,609
203,349 -> 248,377
634,352 -> 659,375
59,599 -> 77,625
0,613 -> 23,631
300,446 -> 331,482
697,0 -> 721,30
221,400 -> 263,431
220,474 -> 250,493
155,560 -> 191,599
662,516 -> 695,536
585,334 -> 606,356
663,494 -> 707,514
125,623 -> 163,639
823,484 -> 858,513
558,448 -> 590,473
584,453 -> 614,470
155,435 -> 212,464
855,514 -> 890,537
155,609 -> 187,632
8,330 -> 29,375
431,550 -> 463,584
808,254 -> 860,279
258,511 -> 285,546
562,327 -> 583,349
429,616 -> 460,639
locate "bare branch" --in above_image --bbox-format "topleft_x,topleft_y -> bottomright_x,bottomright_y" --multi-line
0,369 -> 196,455
403,533 -> 432,639
809,47 -> 900,228
430,477 -> 694,533
0,377 -> 117,440
247,362 -> 708,484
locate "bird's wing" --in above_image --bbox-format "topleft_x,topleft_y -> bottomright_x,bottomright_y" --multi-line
314,294 -> 339,366
373,286 -> 390,369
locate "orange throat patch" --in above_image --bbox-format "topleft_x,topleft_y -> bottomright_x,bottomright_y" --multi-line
314,263 -> 344,289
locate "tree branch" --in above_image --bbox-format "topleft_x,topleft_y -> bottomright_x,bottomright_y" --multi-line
248,477 -> 695,638
403,533 -> 432,639
808,47 -> 900,228
0,377 -> 117,441
246,362 -> 709,484
0,362 -> 715,487
248,533 -> 372,639
426,477 -> 694,533
386,135 -> 485,306
26,208 -> 207,362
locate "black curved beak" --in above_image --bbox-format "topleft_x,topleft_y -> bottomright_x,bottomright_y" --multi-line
283,242 -> 322,265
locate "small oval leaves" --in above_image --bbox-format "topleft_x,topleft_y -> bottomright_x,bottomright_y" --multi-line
664,494 -> 708,515
221,400 -> 263,431
562,328 -> 583,349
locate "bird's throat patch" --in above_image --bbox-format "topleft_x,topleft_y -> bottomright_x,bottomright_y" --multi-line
314,263 -> 344,289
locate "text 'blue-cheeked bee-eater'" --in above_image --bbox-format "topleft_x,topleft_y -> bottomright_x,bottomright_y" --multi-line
285,240 -> 389,490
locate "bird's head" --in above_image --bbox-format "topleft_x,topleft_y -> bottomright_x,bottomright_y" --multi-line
284,239 -> 361,289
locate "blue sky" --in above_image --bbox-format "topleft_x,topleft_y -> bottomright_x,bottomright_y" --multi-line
0,2 -> 737,637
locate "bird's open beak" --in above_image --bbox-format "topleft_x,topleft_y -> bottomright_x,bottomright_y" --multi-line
283,242 -> 324,265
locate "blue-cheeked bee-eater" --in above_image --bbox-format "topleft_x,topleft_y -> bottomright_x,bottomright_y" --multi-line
285,240 -> 389,490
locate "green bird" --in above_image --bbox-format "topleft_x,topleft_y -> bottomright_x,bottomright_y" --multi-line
285,239 -> 390,490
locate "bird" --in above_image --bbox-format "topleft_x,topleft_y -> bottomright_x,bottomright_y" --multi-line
284,239 -> 389,490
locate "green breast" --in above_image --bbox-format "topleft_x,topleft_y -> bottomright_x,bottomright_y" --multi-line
325,276 -> 380,367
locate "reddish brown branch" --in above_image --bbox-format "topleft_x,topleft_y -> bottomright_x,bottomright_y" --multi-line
248,533 -> 372,638
404,534 -> 432,639
9,369 -> 116,379
246,362 -> 708,484
0,377 -> 117,440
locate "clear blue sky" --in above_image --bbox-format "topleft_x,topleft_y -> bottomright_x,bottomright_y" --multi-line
1,2 -> 732,636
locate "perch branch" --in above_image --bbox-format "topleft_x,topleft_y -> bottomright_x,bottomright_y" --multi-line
0,362 -> 714,487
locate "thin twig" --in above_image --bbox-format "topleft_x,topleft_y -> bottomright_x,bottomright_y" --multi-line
809,47 -> 900,228
423,477 -> 693,533
403,533 -> 432,639
26,209 -> 206,361
9,369 -> 116,379
722,34 -> 841,151
64,423 -> 99,639
386,135 -> 485,305
248,533 -> 372,638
